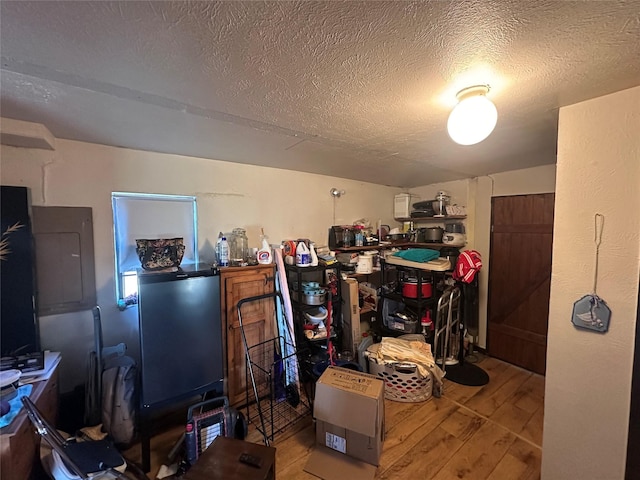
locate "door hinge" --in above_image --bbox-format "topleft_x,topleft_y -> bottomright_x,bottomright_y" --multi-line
265,276 -> 275,285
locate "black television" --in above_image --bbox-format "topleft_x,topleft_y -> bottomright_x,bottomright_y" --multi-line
1,186 -> 40,357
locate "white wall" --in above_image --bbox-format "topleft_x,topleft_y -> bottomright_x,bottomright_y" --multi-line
1,138 -> 399,391
542,86 -> 640,478
489,164 -> 557,197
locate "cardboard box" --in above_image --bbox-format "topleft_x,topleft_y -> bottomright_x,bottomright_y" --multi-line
341,277 -> 360,355
304,367 -> 384,480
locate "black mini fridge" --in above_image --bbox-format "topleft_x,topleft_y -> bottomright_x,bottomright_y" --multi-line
137,263 -> 223,471
137,263 -> 223,407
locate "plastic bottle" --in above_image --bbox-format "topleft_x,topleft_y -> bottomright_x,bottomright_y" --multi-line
342,228 -> 352,247
355,226 -> 364,247
421,310 -> 433,342
309,242 -> 319,266
185,422 -> 197,466
257,233 -> 272,264
296,241 -> 310,267
215,232 -> 223,264
219,236 -> 230,267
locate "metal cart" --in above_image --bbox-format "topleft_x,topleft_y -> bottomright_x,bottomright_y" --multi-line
237,292 -> 311,446
433,286 -> 462,375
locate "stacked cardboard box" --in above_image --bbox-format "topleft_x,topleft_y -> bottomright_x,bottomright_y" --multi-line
304,367 -> 385,480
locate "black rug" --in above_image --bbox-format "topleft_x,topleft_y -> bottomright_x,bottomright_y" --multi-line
444,362 -> 490,386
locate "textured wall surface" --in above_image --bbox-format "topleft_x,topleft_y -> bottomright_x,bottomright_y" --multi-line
0,139 -> 399,391
543,86 -> 640,479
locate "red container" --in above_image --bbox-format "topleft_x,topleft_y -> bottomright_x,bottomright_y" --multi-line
402,280 -> 432,299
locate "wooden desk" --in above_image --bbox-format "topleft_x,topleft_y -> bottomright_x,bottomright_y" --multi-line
0,363 -> 60,480
184,436 -> 276,480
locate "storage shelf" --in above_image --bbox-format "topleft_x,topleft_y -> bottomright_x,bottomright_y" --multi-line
395,215 -> 467,222
346,270 -> 382,278
336,242 -> 452,251
290,297 -> 341,310
378,324 -> 430,339
334,245 -> 382,252
404,242 -> 457,249
304,328 -> 337,343
285,264 -> 335,273
382,291 -> 435,307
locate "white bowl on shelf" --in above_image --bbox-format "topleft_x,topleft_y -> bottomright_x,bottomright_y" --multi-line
304,306 -> 328,329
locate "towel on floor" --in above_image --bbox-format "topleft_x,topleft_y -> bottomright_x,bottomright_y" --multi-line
392,248 -> 440,263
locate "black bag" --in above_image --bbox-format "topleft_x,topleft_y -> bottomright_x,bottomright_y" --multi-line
101,355 -> 137,447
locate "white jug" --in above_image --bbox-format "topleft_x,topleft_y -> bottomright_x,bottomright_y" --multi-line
356,254 -> 373,274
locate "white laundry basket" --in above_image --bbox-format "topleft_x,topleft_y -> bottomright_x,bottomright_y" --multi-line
366,343 -> 433,403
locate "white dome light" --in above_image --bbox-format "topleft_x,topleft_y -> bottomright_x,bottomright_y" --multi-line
447,85 -> 498,146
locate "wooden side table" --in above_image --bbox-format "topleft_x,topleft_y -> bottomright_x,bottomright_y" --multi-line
0,361 -> 60,480
184,436 -> 276,480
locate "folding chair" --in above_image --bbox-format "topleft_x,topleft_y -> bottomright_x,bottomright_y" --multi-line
21,396 -> 127,480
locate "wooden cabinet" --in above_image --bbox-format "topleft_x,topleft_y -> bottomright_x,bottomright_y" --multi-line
221,265 -> 275,406
0,362 -> 60,480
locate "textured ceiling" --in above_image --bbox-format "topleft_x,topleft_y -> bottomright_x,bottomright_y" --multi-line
1,1 -> 639,187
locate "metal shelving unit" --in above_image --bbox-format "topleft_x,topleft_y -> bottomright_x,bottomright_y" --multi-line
379,258 -> 435,335
284,263 -> 342,347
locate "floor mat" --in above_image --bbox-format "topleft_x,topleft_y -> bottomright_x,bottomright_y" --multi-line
444,362 -> 489,386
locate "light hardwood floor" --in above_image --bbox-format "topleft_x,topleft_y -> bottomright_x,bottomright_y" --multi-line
129,355 -> 544,479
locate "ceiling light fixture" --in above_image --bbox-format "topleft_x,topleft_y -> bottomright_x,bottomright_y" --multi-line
447,85 -> 497,146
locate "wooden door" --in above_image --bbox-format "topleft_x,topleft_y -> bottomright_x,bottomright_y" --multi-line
221,266 -> 275,406
487,193 -> 555,374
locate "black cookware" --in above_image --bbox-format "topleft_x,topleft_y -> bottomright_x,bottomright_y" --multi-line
385,233 -> 410,243
423,227 -> 444,243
